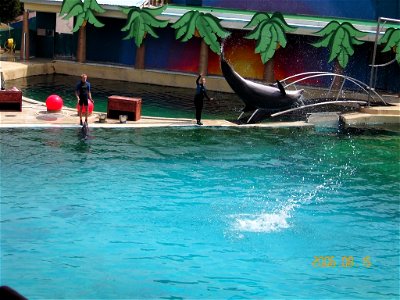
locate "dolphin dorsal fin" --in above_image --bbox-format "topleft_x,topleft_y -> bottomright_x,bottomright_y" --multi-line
276,80 -> 286,96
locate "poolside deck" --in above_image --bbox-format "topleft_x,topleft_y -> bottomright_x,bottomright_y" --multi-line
1,55 -> 399,130
0,97 -> 315,129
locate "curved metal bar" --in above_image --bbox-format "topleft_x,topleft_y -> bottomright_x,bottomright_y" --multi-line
281,72 -> 331,92
281,71 -> 375,92
284,72 -> 367,91
285,74 -> 371,97
280,71 -> 331,82
270,101 -> 367,118
281,73 -> 386,104
369,58 -> 397,67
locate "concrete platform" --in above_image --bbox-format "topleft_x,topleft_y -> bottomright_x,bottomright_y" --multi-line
341,103 -> 400,128
361,104 -> 400,115
0,97 -> 314,129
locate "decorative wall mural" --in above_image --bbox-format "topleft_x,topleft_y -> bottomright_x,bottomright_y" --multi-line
60,0 -> 106,62
171,10 -> 230,54
51,3 -> 398,91
378,28 -> 400,64
60,0 -> 105,31
244,12 -> 296,63
121,6 -> 168,47
311,21 -> 366,68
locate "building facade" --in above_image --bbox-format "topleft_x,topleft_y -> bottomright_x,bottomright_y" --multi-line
18,0 -> 400,92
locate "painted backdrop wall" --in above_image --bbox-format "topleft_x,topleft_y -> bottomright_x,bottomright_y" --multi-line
28,6 -> 400,93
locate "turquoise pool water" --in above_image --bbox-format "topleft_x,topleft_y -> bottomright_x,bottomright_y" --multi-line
7,74 -> 243,120
1,127 -> 399,299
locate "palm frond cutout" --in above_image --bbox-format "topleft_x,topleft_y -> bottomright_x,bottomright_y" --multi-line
312,21 -> 366,68
244,12 -> 296,64
121,6 -> 168,47
60,0 -> 105,32
172,10 -> 230,54
378,28 -> 400,64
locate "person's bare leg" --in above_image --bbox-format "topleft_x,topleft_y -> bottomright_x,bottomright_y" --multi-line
79,106 -> 83,125
85,106 -> 88,124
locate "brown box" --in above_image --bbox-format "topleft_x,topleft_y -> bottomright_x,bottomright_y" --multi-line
0,90 -> 22,111
107,95 -> 142,121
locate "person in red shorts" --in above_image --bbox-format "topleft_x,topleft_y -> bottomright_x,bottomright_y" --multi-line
75,73 -> 93,125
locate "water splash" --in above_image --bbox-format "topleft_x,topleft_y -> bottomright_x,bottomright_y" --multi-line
220,38 -> 226,59
232,203 -> 297,233
230,178 -> 338,234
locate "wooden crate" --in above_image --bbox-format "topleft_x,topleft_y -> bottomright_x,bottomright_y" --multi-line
107,96 -> 142,121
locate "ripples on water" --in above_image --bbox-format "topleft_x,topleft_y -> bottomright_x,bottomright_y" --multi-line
1,127 -> 399,299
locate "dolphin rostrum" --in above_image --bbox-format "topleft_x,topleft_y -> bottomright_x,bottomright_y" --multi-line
220,54 -> 304,121
81,121 -> 89,140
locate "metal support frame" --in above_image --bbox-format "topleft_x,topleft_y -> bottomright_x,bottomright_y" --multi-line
271,101 -> 367,118
368,17 -> 400,102
247,109 -> 260,123
280,71 -> 386,104
236,109 -> 261,123
236,70 -> 389,121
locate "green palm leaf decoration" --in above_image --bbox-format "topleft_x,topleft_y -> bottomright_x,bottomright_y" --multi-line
378,28 -> 400,64
121,6 -> 168,48
60,0 -> 105,32
171,10 -> 230,54
312,21 -> 366,68
244,12 -> 296,64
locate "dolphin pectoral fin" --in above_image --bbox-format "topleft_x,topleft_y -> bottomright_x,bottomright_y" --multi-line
276,80 -> 286,96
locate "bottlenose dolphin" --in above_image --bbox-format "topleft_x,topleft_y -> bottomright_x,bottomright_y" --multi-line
220,53 -> 304,122
81,121 -> 89,140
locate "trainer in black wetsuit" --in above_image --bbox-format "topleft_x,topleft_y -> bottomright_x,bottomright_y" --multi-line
75,73 -> 93,125
194,74 -> 212,125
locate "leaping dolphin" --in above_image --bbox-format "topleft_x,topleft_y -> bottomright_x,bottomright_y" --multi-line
220,53 -> 304,122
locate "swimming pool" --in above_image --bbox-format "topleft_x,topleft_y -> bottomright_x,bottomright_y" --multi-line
1,127 -> 399,299
7,74 -> 244,120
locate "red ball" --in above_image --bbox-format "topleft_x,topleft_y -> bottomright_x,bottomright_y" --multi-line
46,94 -> 63,112
76,99 -> 94,114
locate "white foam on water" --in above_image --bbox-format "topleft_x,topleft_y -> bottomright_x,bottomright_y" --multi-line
232,203 -> 297,233
230,179 -> 339,234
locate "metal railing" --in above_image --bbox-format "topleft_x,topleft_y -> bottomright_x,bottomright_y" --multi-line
280,71 -> 386,105
369,17 -> 400,93
265,71 -> 388,118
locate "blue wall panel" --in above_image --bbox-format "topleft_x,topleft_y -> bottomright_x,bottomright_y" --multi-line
145,27 -> 201,73
86,17 -> 136,65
